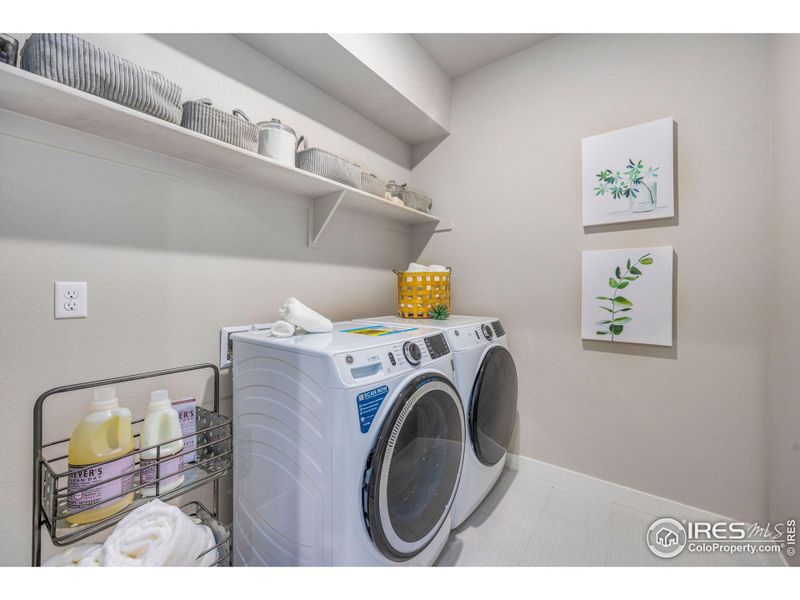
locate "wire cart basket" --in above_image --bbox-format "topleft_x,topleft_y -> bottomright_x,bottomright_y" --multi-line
32,363 -> 233,566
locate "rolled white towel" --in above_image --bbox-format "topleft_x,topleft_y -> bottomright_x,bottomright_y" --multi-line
278,297 -> 333,333
44,543 -> 102,567
427,264 -> 449,272
100,500 -> 217,567
270,320 -> 296,338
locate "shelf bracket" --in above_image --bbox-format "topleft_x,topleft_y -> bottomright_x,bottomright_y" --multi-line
410,219 -> 453,259
411,219 -> 453,234
308,190 -> 346,248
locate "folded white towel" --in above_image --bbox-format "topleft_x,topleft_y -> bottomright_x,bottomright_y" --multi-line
278,297 -> 333,333
99,500 -> 216,567
427,264 -> 449,272
270,320 -> 296,338
44,543 -> 102,567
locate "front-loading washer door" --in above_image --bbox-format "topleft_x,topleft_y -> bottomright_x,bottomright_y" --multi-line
365,373 -> 465,561
470,346 -> 518,466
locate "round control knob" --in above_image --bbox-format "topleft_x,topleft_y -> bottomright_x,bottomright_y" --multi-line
403,342 -> 422,366
481,324 -> 494,341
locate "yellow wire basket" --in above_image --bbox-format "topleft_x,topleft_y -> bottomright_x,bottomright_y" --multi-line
394,268 -> 451,319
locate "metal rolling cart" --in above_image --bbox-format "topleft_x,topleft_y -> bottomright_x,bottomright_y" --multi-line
32,363 -> 233,566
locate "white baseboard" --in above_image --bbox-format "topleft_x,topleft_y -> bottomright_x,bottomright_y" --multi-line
505,453 -> 789,567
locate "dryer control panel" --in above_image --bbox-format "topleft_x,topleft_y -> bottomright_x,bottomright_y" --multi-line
333,334 -> 451,386
445,321 -> 498,352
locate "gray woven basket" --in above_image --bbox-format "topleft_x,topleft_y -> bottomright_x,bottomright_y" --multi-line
297,147 -> 361,188
180,100 -> 258,152
402,189 -> 433,213
360,173 -> 387,197
0,34 -> 18,66
20,33 -> 182,124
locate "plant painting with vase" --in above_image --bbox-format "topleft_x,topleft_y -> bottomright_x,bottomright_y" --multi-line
594,160 -> 659,213
582,118 -> 675,226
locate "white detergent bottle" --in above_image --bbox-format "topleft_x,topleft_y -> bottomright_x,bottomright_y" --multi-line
140,389 -> 185,496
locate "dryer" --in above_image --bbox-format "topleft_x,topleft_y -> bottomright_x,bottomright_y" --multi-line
231,321 -> 465,566
355,316 -> 517,528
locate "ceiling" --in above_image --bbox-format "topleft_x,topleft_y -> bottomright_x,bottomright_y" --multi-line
412,34 -> 556,78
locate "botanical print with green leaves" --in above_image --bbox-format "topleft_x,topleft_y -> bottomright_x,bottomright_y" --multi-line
595,252 -> 654,341
594,159 -> 659,202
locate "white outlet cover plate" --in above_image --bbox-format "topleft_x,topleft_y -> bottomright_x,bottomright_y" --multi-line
220,325 -> 252,368
55,281 -> 87,319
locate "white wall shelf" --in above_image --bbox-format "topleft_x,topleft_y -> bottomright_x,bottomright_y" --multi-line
0,63 -> 450,247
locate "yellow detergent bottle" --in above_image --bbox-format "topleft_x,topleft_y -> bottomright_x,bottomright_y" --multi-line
66,387 -> 135,525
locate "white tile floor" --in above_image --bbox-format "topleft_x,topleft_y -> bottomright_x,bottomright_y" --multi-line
436,468 -> 783,567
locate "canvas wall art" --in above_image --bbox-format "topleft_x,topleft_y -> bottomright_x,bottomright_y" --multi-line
581,247 -> 673,346
582,118 -> 675,226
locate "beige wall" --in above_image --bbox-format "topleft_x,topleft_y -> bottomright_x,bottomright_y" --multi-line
411,34 -> 773,522
769,34 -> 800,566
0,35 -> 415,566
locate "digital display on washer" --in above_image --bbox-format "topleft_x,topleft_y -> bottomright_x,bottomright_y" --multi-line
424,334 -> 450,359
491,320 -> 506,338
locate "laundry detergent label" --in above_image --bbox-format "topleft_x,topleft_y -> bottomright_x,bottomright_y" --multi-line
356,385 -> 389,433
173,397 -> 197,463
342,325 -> 417,336
140,453 -> 185,490
67,454 -> 135,512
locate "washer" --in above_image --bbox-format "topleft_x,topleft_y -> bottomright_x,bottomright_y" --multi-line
231,321 -> 465,566
355,315 -> 517,528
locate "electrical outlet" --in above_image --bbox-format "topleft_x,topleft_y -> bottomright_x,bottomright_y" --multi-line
220,326 -> 251,369
55,282 -> 87,319
219,324 -> 275,368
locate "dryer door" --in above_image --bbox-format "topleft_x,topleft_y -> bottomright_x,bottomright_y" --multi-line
470,346 -> 518,466
365,373 -> 465,561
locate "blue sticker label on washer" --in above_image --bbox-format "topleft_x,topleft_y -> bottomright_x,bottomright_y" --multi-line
341,325 -> 418,336
356,385 -> 389,433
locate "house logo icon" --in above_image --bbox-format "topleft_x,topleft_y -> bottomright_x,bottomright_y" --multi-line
656,527 -> 678,546
646,518 -> 687,558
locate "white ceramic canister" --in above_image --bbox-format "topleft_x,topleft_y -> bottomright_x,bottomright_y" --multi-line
257,119 -> 303,167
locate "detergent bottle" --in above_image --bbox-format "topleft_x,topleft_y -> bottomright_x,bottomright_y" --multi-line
66,387 -> 135,524
140,389 -> 185,496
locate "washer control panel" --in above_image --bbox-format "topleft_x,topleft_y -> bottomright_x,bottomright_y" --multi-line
334,334 -> 451,385
403,341 -> 422,366
491,320 -> 506,338
424,333 -> 450,359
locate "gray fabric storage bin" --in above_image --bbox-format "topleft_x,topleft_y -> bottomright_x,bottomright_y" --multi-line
20,33 -> 182,124
297,147 -> 361,188
180,100 -> 258,152
360,173 -> 387,197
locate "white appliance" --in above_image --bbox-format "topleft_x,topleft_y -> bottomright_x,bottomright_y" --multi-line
355,316 -> 517,528
231,321 -> 465,566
